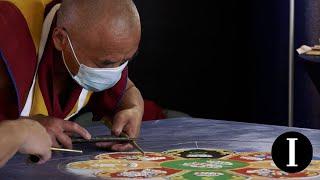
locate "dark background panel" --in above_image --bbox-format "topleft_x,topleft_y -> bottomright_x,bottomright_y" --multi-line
250,0 -> 290,126
130,0 -> 255,121
129,0 -> 320,128
294,0 -> 320,129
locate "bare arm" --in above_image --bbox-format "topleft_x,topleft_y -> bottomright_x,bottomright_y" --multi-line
117,79 -> 144,113
97,79 -> 144,151
0,119 -> 52,167
112,78 -> 144,136
0,120 -> 26,167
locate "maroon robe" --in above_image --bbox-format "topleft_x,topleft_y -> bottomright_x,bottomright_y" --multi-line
0,1 -> 127,121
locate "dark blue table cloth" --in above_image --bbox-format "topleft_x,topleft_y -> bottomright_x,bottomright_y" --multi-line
1,118 -> 319,179
299,54 -> 320,63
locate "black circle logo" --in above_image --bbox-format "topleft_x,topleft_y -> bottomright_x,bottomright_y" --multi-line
271,131 -> 313,173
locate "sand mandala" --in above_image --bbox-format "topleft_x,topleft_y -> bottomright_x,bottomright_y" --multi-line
63,149 -> 320,179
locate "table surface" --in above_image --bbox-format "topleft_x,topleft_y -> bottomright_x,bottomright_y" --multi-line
1,118 -> 320,179
299,54 -> 320,63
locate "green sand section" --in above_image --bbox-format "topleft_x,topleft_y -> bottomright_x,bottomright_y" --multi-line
161,159 -> 249,171
170,171 -> 248,180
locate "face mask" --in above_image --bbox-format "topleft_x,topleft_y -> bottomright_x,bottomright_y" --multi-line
61,34 -> 128,92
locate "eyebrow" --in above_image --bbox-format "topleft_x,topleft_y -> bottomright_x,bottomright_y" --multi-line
101,50 -> 139,66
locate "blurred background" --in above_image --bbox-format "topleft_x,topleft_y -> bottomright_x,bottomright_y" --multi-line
129,0 -> 320,129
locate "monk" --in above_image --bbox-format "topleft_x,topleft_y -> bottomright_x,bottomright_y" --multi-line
0,0 -> 143,151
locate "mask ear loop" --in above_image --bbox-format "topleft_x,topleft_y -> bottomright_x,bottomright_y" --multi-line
61,51 -> 77,78
62,28 -> 81,66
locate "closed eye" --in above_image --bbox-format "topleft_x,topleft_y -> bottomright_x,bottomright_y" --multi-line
100,50 -> 139,67
102,60 -> 116,66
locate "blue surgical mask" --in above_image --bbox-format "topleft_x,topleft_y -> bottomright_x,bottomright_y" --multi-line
61,34 -> 128,92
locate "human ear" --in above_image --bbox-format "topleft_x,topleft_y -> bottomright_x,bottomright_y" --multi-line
52,27 -> 67,51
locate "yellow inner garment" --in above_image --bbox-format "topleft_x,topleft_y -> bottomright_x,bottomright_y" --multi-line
30,77 -> 93,118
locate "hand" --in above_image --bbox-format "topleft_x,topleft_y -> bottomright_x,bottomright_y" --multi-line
17,119 -> 52,164
96,107 -> 143,151
31,116 -> 91,149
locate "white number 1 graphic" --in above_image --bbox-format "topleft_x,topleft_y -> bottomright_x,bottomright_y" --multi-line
287,138 -> 298,167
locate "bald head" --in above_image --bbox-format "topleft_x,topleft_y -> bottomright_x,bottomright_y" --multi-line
53,0 -> 141,72
57,0 -> 140,36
